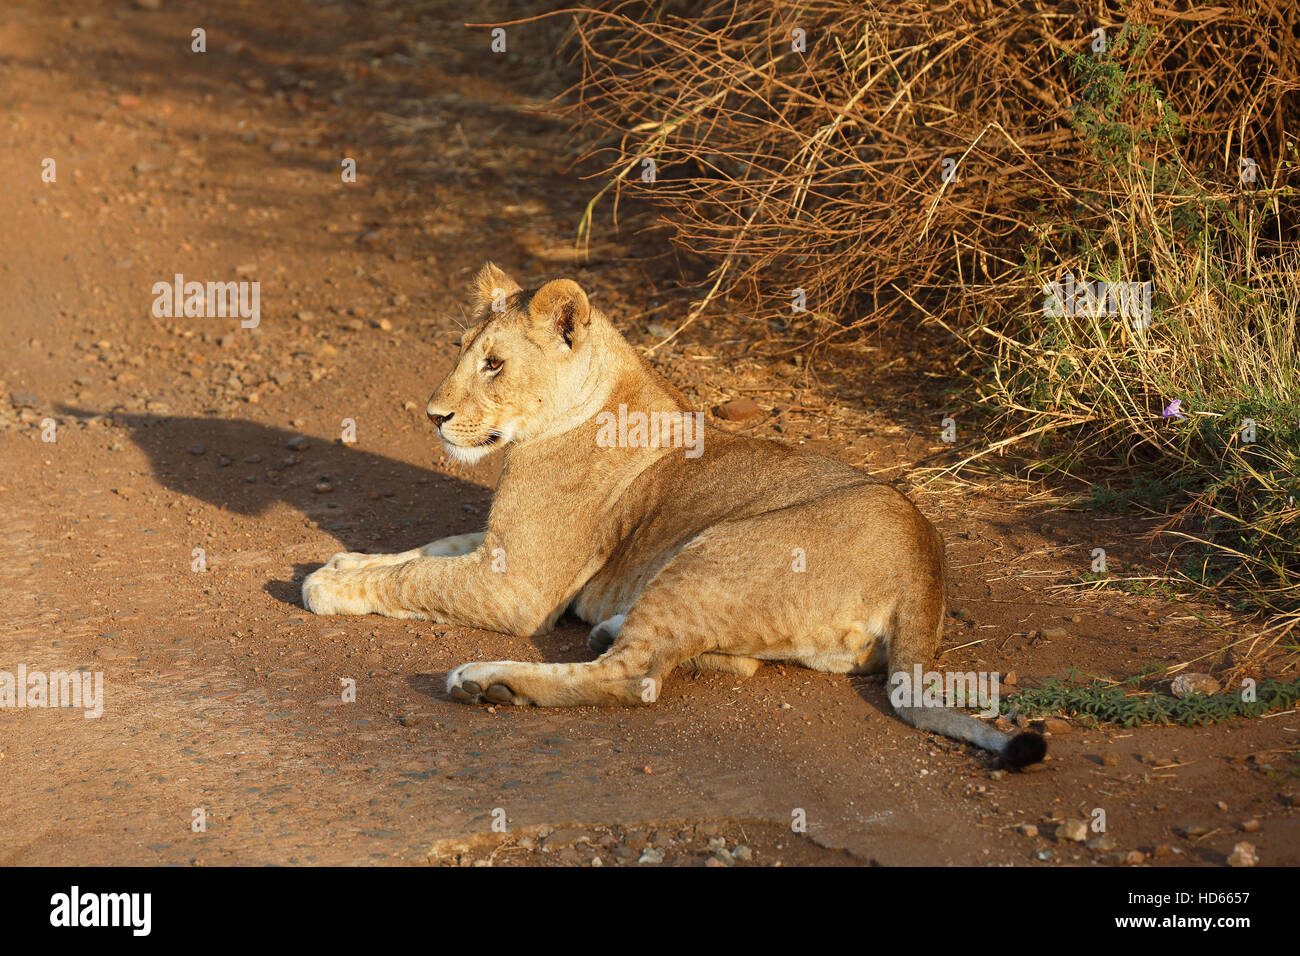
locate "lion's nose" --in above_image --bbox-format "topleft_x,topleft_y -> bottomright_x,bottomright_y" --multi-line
428,410 -> 453,427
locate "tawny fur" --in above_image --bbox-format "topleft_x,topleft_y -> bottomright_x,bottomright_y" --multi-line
301,263 -> 1044,765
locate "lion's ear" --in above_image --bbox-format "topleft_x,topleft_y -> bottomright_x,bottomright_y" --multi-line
470,262 -> 521,311
528,279 -> 591,349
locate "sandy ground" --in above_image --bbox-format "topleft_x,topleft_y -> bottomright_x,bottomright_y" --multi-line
1,0 -> 1296,867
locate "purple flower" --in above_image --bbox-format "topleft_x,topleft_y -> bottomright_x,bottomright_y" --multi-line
1161,399 -> 1185,420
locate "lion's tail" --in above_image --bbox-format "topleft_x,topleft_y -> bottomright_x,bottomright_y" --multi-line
888,592 -> 1046,769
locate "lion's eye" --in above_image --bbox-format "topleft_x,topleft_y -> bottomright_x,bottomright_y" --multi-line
483,356 -> 503,373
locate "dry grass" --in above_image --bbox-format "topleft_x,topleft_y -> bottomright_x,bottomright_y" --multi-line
553,1 -> 1300,661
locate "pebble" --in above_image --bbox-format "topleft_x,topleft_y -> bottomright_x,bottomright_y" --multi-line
714,398 -> 764,422
1057,819 -> 1088,843
1240,819 -> 1260,833
1171,672 -> 1220,697
1041,718 -> 1071,735
1021,823 -> 1038,838
1101,752 -> 1121,767
638,848 -> 663,864
188,443 -> 206,455
1227,842 -> 1258,867
286,435 -> 309,450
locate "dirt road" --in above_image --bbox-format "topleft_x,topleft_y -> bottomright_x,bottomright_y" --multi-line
1,0 -> 1296,866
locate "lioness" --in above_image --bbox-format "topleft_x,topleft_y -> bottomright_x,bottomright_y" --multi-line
302,264 -> 1046,767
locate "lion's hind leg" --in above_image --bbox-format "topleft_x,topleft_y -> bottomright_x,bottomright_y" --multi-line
448,613 -> 697,707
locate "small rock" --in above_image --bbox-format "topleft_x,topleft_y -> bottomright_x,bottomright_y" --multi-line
1040,627 -> 1068,640
313,481 -> 333,494
188,443 -> 206,455
398,714 -> 420,727
1152,844 -> 1173,859
1057,819 -> 1088,843
1086,835 -> 1116,852
731,845 -> 753,862
1171,672 -> 1220,698
286,435 -> 309,450
1041,718 -> 1071,735
637,848 -> 663,864
1101,752 -> 1121,767
714,398 -> 764,422
1227,842 -> 1258,867
1021,823 -> 1038,838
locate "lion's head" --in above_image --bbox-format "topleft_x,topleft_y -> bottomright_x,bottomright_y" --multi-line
426,263 -> 603,464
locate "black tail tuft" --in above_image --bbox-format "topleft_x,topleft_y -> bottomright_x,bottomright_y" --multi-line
999,731 -> 1047,769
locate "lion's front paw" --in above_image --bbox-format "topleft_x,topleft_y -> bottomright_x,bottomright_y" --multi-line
446,663 -> 529,706
301,566 -> 372,616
